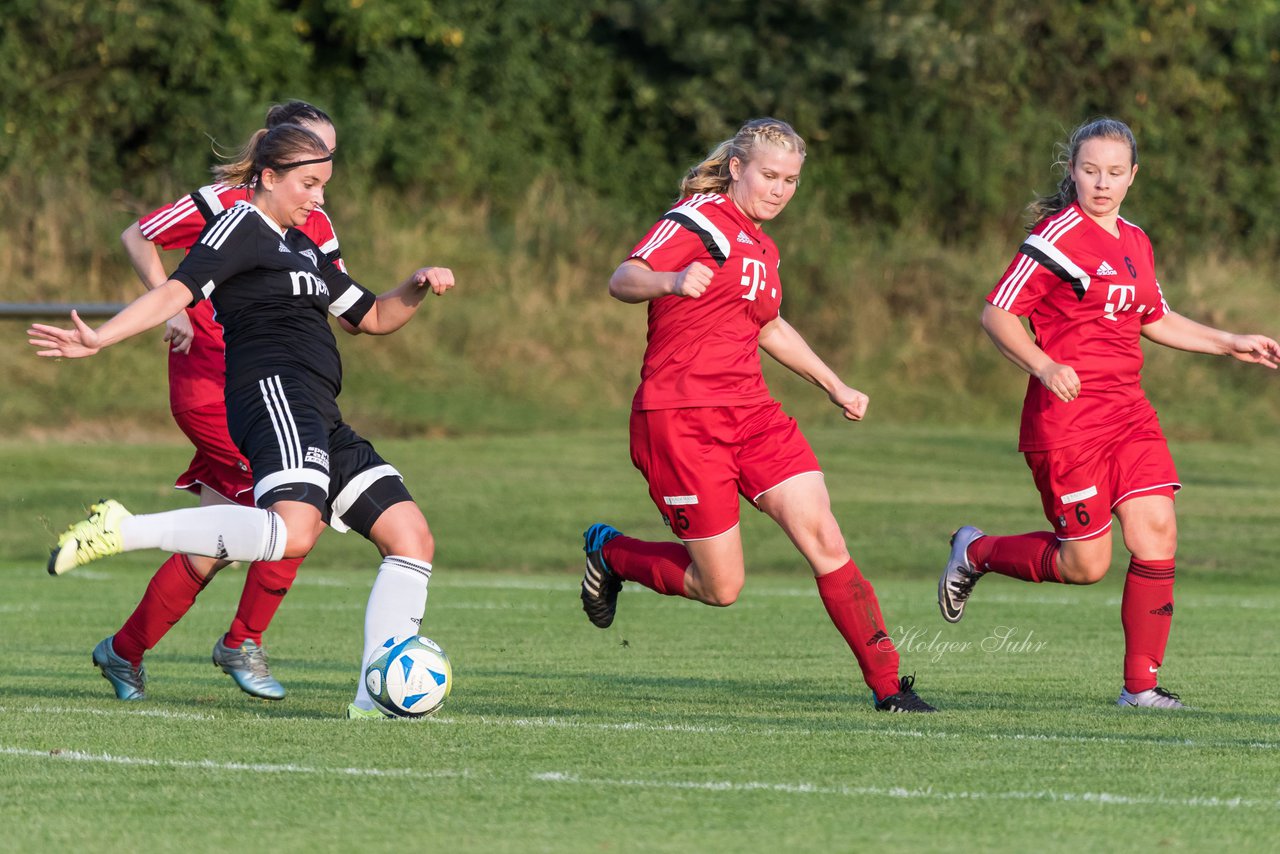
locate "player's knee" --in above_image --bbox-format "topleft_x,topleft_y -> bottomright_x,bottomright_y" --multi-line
811,517 -> 847,559
699,578 -> 743,607
1124,519 -> 1177,559
281,529 -> 320,559
378,522 -> 434,561
1061,553 -> 1110,585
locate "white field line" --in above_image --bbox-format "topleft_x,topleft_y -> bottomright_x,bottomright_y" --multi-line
0,745 -> 468,780
532,771 -> 1280,810
424,714 -> 1279,751
12,703 -> 1273,751
0,704 -> 213,721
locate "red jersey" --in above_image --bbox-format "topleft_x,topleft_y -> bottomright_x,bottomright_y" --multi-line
137,183 -> 344,413
627,193 -> 782,410
987,203 -> 1170,451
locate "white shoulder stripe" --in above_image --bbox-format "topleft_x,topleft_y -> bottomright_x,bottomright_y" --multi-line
992,253 -> 1037,309
1024,233 -> 1090,284
318,237 -> 339,255
992,209 -> 1087,309
140,197 -> 198,239
668,202 -> 731,261
201,203 -> 252,251
635,219 -> 680,259
1040,208 -> 1082,243
198,185 -> 226,215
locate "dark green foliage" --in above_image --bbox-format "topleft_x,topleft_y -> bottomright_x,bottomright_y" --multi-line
6,0 -> 1280,250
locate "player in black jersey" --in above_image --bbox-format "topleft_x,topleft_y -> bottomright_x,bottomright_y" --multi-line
32,123 -> 455,718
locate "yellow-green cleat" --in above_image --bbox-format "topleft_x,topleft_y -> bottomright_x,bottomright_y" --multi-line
48,499 -> 132,576
346,702 -> 388,720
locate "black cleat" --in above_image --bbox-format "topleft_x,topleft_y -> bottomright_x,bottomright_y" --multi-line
875,674 -> 938,713
581,523 -> 624,628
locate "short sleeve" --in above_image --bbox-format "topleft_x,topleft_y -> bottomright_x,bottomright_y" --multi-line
323,263 -> 376,326
168,205 -> 261,304
137,193 -> 208,251
1140,240 -> 1170,324
627,217 -> 705,273
986,247 -> 1063,316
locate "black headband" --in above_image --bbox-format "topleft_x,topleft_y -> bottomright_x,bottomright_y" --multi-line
274,154 -> 332,170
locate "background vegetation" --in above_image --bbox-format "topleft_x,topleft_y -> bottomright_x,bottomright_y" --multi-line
2,0 -> 1278,440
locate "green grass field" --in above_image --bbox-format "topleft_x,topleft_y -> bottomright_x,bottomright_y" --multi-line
1,426 -> 1277,851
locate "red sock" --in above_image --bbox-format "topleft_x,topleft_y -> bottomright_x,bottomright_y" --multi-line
602,536 -> 690,597
113,554 -> 209,666
967,531 -> 1063,583
1121,558 -> 1175,693
224,558 -> 303,647
814,559 -> 901,700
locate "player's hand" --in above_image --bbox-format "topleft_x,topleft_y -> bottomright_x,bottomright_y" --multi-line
673,262 -> 712,298
1227,333 -> 1280,369
413,266 -> 455,296
163,311 -> 194,354
27,310 -> 102,359
1036,362 -> 1080,402
829,383 -> 869,421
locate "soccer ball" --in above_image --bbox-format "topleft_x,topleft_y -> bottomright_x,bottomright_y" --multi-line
364,635 -> 452,718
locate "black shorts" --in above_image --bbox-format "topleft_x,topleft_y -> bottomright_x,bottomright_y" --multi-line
225,374 -> 413,536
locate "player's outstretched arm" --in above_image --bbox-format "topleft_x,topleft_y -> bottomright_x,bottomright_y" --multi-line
1141,311 -> 1280,368
982,302 -> 1081,402
758,316 -> 868,421
349,266 -> 455,336
609,259 -> 711,303
27,279 -> 193,359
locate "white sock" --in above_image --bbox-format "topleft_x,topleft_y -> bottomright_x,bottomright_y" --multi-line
353,555 -> 432,709
119,506 -> 287,562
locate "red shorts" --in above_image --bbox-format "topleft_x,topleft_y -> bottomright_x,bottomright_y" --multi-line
629,402 -> 821,540
172,402 -> 255,505
1024,417 -> 1180,541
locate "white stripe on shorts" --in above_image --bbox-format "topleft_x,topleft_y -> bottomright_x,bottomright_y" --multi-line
259,376 -> 303,471
254,468 -> 330,505
329,464 -> 403,534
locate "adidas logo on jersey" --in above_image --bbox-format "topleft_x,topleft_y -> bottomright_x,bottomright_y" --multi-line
736,231 -> 753,245
1096,260 -> 1118,276
278,241 -> 290,253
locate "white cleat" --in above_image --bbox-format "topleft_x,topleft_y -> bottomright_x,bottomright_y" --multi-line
1117,686 -> 1189,709
938,525 -> 985,623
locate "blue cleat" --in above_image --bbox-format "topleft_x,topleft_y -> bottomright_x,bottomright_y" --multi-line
212,637 -> 285,700
92,636 -> 146,701
581,523 -> 624,628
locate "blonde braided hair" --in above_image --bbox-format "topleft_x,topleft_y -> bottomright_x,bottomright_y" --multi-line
680,118 -> 806,198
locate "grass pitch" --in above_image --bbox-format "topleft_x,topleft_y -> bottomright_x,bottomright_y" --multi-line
1,426 -> 1277,851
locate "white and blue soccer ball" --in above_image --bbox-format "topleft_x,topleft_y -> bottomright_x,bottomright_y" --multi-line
364,635 -> 453,718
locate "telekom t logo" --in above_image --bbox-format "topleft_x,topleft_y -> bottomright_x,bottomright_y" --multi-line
1103,283 -> 1135,320
739,258 -> 768,301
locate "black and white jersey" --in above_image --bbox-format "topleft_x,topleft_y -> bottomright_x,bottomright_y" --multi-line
170,201 -> 376,399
